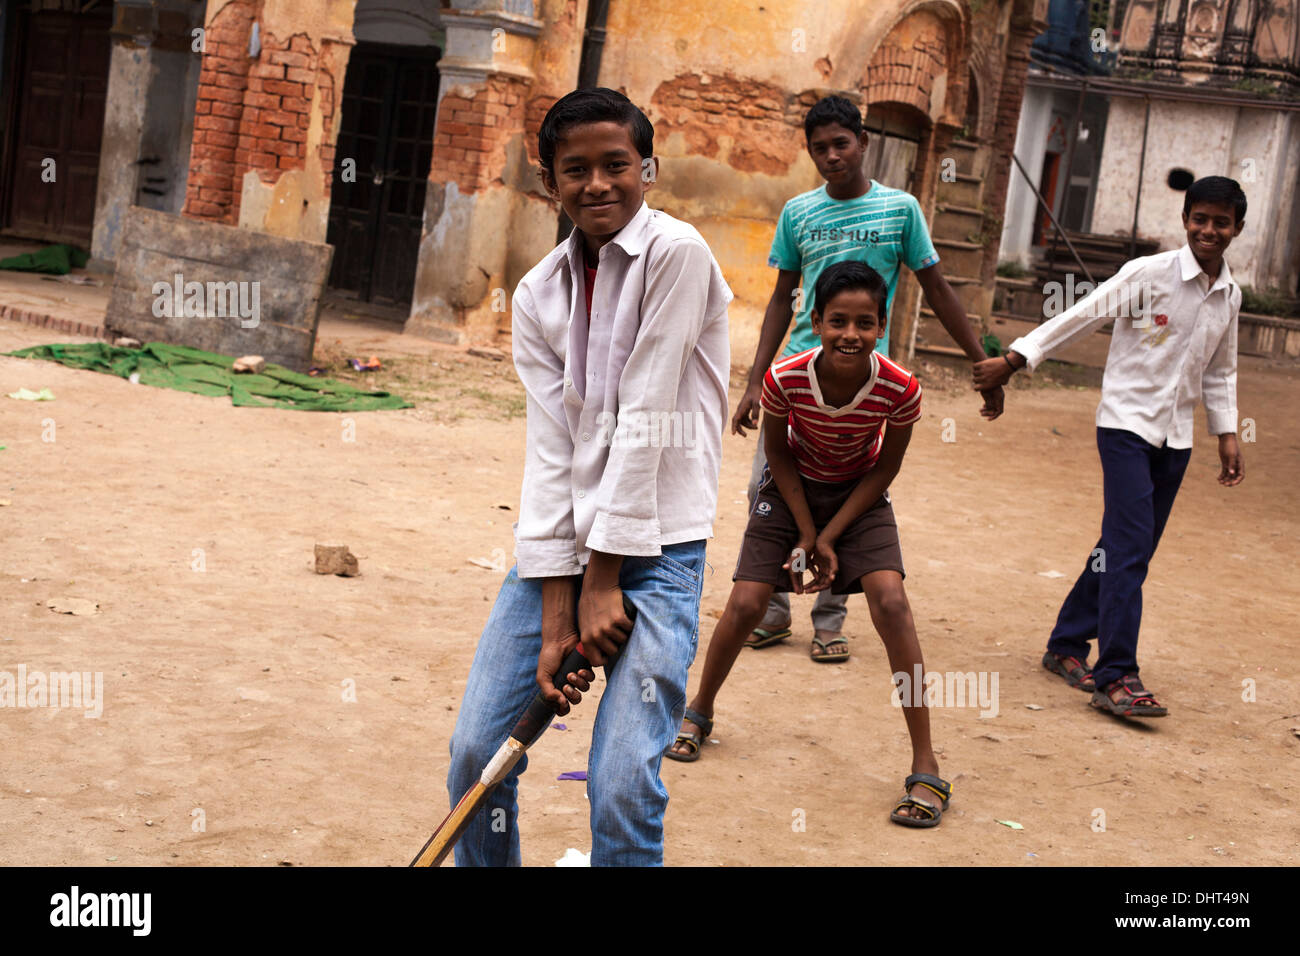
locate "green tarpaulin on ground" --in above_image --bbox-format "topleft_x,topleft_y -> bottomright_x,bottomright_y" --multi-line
0,244 -> 89,275
4,342 -> 412,412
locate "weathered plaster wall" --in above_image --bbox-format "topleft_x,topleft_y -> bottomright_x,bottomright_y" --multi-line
92,1 -> 205,265
183,0 -> 356,244
92,45 -> 153,265
409,0 -> 587,343
596,0 -> 971,327
1092,97 -> 1293,290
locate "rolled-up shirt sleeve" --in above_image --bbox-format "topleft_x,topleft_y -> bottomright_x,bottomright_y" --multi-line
511,284 -> 582,578
1202,290 -> 1239,436
586,238 -> 713,556
1009,259 -> 1145,371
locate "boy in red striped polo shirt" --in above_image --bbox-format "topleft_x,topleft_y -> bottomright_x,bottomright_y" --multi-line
666,260 -> 949,827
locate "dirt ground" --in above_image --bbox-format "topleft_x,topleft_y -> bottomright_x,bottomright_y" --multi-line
1,314 -> 1297,867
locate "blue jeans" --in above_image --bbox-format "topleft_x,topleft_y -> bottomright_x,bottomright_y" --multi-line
1046,428 -> 1191,689
446,540 -> 706,867
747,424 -> 848,633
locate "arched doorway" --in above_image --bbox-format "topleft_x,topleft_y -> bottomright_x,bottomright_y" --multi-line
861,4 -> 970,357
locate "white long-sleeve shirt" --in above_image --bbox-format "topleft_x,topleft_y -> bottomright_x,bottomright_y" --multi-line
511,201 -> 733,578
1009,244 -> 1239,449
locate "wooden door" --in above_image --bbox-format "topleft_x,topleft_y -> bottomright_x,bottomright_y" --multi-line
326,42 -> 440,306
5,7 -> 111,246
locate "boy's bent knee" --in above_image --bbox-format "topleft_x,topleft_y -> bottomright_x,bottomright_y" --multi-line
727,582 -> 774,626
865,580 -> 911,628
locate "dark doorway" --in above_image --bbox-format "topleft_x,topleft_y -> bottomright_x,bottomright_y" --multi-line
863,103 -> 925,194
1033,151 -> 1063,246
326,41 -> 440,307
1,4 -> 111,246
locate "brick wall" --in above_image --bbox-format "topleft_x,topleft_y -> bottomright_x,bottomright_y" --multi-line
183,2 -> 338,224
864,11 -> 949,118
430,76 -> 530,195
651,74 -> 815,176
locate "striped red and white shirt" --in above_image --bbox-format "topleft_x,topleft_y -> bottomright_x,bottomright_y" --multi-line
760,347 -> 922,483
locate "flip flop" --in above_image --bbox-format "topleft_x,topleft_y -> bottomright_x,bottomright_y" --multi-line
810,634 -> 849,663
890,773 -> 952,828
745,626 -> 791,649
664,708 -> 713,762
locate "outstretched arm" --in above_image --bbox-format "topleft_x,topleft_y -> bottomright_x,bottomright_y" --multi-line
915,264 -> 1003,421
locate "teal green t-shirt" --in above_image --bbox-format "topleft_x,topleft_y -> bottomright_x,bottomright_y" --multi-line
768,181 -> 940,358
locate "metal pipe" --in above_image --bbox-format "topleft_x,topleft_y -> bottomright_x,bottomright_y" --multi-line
1011,151 -> 1096,285
557,0 -> 613,243
1129,95 -> 1151,260
1048,78 -> 1089,277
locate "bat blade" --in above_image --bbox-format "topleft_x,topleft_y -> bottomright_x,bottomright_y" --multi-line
411,595 -> 637,867
410,781 -> 492,867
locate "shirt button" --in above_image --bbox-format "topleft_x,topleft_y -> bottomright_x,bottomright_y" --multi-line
582,433 -> 590,441
565,376 -> 573,387
577,490 -> 586,499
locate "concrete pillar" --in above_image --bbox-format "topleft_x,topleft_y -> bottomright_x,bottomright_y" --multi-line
981,0 -> 1049,284
405,0 -> 544,344
91,0 -> 202,268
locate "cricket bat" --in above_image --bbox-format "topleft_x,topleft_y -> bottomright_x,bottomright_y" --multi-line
410,594 -> 636,867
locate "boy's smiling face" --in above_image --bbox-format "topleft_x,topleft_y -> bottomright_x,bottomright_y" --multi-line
811,288 -> 883,376
1182,200 -> 1243,274
807,121 -> 868,189
543,121 -> 655,255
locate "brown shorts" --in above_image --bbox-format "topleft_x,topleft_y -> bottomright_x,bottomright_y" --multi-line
733,471 -> 905,595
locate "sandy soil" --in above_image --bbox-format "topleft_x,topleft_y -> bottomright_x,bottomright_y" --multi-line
1,315 -> 1297,866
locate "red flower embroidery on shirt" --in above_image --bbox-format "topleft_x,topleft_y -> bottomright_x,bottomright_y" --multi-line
1153,314 -> 1169,326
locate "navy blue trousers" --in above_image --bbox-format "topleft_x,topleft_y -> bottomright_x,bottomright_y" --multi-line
1046,427 -> 1192,690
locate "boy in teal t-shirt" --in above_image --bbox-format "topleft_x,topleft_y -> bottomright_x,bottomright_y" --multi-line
725,94 -> 1003,669
769,180 -> 940,358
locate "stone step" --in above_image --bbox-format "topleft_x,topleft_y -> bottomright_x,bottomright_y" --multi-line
933,237 -> 983,277
938,139 -> 982,178
936,172 -> 981,207
932,202 -> 984,242
946,275 -> 988,315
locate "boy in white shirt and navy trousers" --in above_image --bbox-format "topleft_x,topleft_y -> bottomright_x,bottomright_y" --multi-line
445,88 -> 732,865
973,176 -> 1247,718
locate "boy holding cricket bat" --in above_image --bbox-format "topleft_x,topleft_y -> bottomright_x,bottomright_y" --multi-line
667,259 -> 953,827
972,175 -> 1247,717
445,88 -> 732,865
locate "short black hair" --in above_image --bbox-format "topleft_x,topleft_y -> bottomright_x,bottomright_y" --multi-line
538,88 -> 654,175
1184,176 -> 1247,223
804,95 -> 863,142
813,260 -> 888,317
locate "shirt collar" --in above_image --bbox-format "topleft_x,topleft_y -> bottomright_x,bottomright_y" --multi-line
1178,243 -> 1233,293
545,201 -> 653,280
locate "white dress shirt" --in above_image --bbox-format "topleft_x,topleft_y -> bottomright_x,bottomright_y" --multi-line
1010,244 -> 1239,449
511,201 -> 733,578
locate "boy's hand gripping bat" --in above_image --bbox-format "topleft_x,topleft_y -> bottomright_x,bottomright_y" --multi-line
410,594 -> 636,867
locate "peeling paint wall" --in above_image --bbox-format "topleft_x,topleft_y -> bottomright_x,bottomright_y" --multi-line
402,0 -> 1036,350
183,0 -> 356,244
1091,97 -> 1297,290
